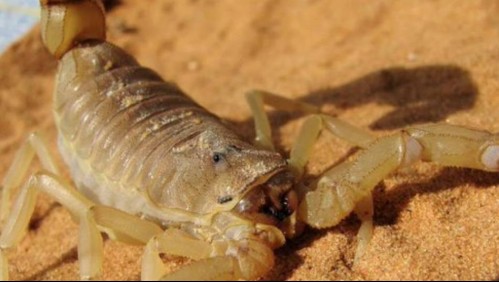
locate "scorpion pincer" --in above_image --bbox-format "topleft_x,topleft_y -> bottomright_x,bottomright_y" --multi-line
0,0 -> 498,280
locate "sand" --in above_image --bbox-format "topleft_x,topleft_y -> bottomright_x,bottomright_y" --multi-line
0,0 -> 498,280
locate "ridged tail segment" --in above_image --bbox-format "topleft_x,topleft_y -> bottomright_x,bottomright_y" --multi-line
54,41 -> 241,194
40,0 -> 106,58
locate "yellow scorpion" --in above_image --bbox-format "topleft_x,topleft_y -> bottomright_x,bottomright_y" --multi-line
0,0 -> 498,280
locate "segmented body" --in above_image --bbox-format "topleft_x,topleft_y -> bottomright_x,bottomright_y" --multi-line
54,41 -> 287,224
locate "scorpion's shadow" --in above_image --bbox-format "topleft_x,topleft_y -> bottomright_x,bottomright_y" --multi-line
233,64 -> 479,138
231,65 -> 499,280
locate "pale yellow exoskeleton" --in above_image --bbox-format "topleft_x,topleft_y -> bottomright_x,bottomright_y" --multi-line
0,0 -> 498,280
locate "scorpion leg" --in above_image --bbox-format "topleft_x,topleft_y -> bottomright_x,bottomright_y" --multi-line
0,172 -> 97,280
0,133 -> 59,223
0,171 -> 164,280
245,90 -> 320,151
352,193 -> 373,265
164,239 -> 273,281
142,229 -> 275,281
92,206 -> 163,245
160,256 -> 239,281
141,229 -> 214,280
245,90 -> 376,260
287,115 -> 323,178
245,90 -> 374,149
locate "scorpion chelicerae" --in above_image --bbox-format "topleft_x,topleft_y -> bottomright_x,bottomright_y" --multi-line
0,0 -> 498,280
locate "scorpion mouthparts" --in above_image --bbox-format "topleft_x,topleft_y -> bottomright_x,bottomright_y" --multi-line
261,189 -> 298,221
235,170 -> 297,224
260,170 -> 296,220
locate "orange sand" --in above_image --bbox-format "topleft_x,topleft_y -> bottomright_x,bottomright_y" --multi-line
0,0 -> 498,280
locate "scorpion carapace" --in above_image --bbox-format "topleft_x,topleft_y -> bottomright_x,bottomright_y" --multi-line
54,40 -> 293,219
0,0 -> 498,280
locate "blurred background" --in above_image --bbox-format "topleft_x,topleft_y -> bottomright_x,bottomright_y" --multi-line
0,0 -> 38,53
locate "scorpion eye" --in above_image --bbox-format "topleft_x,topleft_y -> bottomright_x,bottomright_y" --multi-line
211,152 -> 229,171
212,152 -> 224,163
218,195 -> 233,204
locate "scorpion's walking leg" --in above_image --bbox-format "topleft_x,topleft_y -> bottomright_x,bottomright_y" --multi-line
246,90 -> 320,150
0,171 -> 97,280
0,171 -> 163,280
0,133 -> 59,280
246,90 -> 376,260
142,229 -> 222,280
352,193 -> 373,264
142,228 -> 277,281
299,123 -> 499,255
0,133 -> 59,222
245,90 -> 374,149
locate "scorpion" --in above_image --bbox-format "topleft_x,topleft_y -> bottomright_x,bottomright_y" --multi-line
0,0 -> 498,280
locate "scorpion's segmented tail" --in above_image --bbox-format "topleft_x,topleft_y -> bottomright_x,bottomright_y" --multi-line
40,0 -> 106,58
